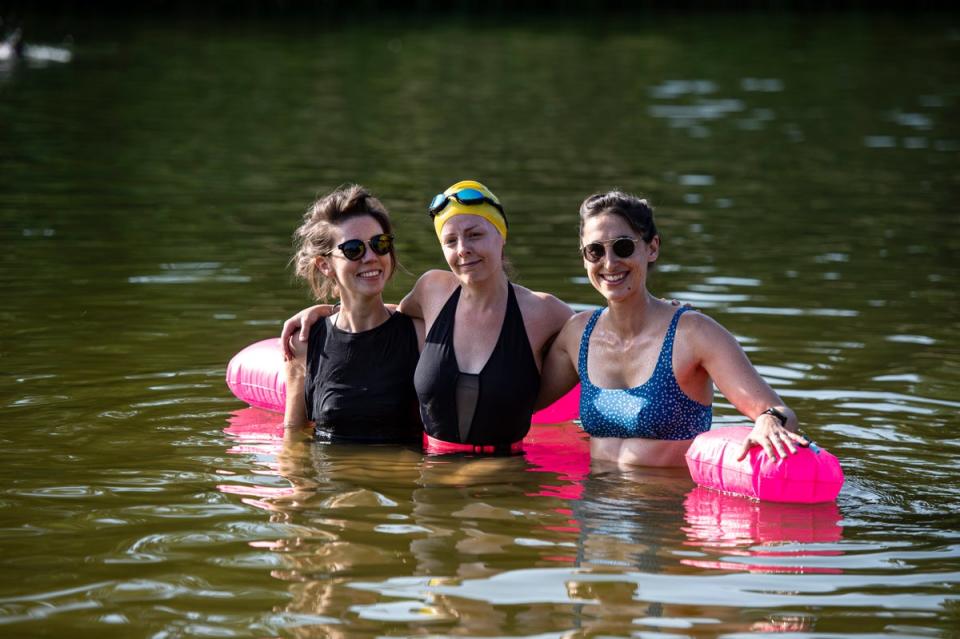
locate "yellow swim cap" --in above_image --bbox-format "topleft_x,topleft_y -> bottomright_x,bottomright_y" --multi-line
430,180 -> 508,240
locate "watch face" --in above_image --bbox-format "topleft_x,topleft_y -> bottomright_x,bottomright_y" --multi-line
765,408 -> 787,426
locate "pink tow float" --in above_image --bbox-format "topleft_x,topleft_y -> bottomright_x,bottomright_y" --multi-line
226,339 -> 844,503
685,426 -> 844,503
225,338 -> 581,424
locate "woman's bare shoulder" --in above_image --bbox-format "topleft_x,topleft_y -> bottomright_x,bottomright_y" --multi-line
411,269 -> 458,301
514,285 -> 574,324
415,269 -> 458,288
676,307 -> 725,335
675,308 -> 741,357
553,309 -> 594,349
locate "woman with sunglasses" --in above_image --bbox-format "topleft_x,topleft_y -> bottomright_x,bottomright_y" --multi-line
282,185 -> 423,444
283,180 -> 572,454
535,191 -> 807,467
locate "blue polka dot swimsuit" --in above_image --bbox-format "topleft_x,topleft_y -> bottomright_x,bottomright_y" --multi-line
578,306 -> 712,440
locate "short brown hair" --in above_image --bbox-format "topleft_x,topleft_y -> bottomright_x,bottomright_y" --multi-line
292,185 -> 396,301
578,190 -> 658,243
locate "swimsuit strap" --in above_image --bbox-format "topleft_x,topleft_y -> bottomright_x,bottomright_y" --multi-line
577,309 -> 604,384
426,285 -> 462,345
579,306 -> 690,387
655,306 -> 692,373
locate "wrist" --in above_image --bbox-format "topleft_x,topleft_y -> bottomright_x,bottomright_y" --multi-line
760,406 -> 788,427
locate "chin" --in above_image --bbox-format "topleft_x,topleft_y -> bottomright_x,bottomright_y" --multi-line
596,284 -> 635,303
457,267 -> 491,284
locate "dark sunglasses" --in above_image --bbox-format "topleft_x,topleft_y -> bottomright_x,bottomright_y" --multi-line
327,234 -> 394,261
581,236 -> 642,263
427,188 -> 506,219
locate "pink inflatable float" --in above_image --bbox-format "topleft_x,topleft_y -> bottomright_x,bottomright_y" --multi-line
226,338 -> 581,424
225,339 -> 288,413
685,426 -> 844,503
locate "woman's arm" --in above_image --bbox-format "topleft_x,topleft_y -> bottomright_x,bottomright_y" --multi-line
280,304 -> 337,360
282,336 -> 313,437
411,317 -> 426,351
534,313 -> 584,410
688,313 -> 807,460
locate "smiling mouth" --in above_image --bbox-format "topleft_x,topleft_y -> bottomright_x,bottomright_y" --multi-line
599,272 -> 627,283
357,269 -> 382,279
458,260 -> 481,268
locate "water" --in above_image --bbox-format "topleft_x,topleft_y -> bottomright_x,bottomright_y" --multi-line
1,11 -> 959,637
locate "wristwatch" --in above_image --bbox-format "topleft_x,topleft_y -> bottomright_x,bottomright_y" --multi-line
761,407 -> 788,427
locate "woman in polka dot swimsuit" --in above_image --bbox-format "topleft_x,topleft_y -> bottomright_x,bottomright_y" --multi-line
538,191 -> 808,467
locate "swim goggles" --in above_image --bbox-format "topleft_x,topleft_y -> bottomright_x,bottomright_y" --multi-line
326,234 -> 394,261
580,236 -> 642,263
427,188 -> 505,219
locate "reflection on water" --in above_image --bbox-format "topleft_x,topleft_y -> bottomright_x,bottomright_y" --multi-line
211,410 -> 951,635
1,11 -> 959,638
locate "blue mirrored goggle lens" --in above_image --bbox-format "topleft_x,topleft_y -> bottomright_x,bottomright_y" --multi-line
453,188 -> 485,204
429,193 -> 448,213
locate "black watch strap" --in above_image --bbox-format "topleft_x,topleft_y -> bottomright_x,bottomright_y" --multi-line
761,407 -> 788,427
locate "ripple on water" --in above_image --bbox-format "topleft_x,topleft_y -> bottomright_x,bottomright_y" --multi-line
10,486 -> 106,499
886,334 -> 937,345
741,78 -> 784,92
350,567 -> 960,612
351,599 -> 455,623
649,79 -> 717,99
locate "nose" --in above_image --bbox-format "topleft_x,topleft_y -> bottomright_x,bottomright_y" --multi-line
361,244 -> 378,263
456,236 -> 471,256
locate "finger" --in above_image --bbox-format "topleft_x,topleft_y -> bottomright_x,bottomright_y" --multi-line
788,431 -> 809,446
781,431 -> 798,455
300,315 -> 314,342
760,437 -> 778,460
736,438 -> 752,462
281,318 -> 294,339
771,433 -> 787,458
281,323 -> 294,360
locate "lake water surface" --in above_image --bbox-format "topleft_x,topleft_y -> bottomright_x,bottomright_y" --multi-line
1,12 -> 958,638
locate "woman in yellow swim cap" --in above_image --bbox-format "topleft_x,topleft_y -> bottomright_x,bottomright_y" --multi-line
282,180 -> 573,453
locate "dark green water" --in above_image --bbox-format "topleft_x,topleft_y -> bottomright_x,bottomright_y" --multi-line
1,13 -> 959,637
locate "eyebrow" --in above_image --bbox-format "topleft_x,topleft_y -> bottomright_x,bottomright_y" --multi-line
442,224 -> 482,242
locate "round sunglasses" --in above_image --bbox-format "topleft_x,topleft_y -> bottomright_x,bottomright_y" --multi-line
580,236 -> 642,263
327,234 -> 394,261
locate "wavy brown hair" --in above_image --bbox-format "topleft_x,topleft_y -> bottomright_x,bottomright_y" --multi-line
292,185 -> 396,301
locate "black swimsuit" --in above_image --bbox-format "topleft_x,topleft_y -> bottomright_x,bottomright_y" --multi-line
305,312 -> 421,443
414,284 -> 540,447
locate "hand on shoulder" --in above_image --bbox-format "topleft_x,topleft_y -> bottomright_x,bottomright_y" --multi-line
281,304 -> 331,360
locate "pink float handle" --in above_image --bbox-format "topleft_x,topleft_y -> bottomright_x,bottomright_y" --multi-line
685,426 -> 844,503
226,338 -> 582,423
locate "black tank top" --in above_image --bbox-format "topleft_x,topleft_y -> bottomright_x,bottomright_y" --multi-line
414,284 -> 541,446
305,311 -> 421,443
